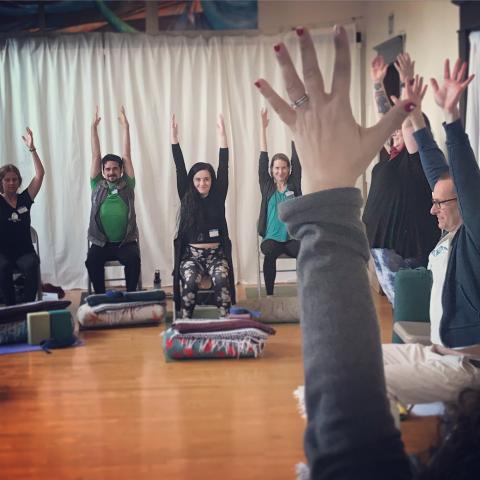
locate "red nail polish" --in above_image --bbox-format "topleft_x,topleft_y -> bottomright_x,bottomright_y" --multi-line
274,44 -> 281,52
405,102 -> 416,112
254,80 -> 261,88
296,27 -> 304,37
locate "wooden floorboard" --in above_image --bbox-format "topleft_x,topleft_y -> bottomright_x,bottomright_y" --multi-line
0,286 -> 437,479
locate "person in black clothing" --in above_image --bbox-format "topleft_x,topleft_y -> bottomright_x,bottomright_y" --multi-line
171,114 -> 235,318
0,128 -> 45,305
257,108 -> 302,295
362,53 -> 439,304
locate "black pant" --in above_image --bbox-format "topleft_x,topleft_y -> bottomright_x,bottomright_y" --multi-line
85,242 -> 140,294
0,252 -> 40,305
261,239 -> 299,295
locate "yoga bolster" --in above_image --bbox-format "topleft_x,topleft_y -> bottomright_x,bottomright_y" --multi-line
86,290 -> 166,307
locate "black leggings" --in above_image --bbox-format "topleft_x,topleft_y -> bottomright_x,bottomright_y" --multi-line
261,239 -> 299,295
0,251 -> 40,305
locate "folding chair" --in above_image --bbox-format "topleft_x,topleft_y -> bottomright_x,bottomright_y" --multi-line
256,236 -> 297,297
11,226 -> 42,302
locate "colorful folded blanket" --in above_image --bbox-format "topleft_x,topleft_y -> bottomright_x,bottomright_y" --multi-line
164,315 -> 276,361
77,302 -> 165,328
163,327 -> 269,360
86,290 -> 166,307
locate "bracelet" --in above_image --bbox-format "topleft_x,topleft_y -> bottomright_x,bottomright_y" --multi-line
29,147 -> 36,152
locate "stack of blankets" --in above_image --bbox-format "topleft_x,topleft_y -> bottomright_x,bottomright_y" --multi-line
163,308 -> 276,360
77,290 -> 166,329
0,300 -> 71,345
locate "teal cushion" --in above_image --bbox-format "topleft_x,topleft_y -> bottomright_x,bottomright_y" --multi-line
393,267 -> 432,343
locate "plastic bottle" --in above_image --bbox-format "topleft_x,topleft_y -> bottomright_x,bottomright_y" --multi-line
153,269 -> 161,290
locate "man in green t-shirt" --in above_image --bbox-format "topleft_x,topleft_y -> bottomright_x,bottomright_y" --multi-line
85,106 -> 140,293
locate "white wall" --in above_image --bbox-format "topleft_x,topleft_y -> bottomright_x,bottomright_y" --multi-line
259,0 -> 365,32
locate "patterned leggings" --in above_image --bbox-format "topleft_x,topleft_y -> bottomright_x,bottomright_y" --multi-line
179,245 -> 232,318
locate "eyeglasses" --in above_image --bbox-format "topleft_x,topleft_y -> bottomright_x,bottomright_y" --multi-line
431,197 -> 457,209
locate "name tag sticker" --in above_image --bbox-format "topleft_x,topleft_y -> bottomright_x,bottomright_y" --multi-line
17,207 -> 28,214
111,188 -> 118,195
209,229 -> 219,238
285,191 -> 294,197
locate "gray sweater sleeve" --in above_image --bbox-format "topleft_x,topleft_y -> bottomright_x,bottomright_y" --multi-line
279,188 -> 411,480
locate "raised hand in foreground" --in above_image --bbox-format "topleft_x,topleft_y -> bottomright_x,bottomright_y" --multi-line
255,26 -> 416,194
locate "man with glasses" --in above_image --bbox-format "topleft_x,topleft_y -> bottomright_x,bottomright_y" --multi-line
382,62 -> 480,409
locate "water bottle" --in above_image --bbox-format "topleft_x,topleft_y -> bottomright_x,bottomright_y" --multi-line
153,269 -> 161,290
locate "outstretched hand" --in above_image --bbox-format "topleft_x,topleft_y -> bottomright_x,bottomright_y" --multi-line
118,105 -> 129,127
21,127 -> 34,149
217,114 -> 227,148
392,75 -> 428,131
371,54 -> 388,83
171,114 -> 179,143
255,26 -> 415,193
430,58 -> 474,119
261,107 -> 269,129
394,52 -> 415,84
217,113 -> 226,137
92,106 -> 101,128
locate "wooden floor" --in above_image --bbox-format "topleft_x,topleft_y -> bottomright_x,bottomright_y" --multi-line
0,286 -> 437,480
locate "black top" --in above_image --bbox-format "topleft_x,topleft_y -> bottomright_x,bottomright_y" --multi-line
362,147 -> 440,261
172,143 -> 229,245
0,189 -> 35,258
257,141 -> 302,237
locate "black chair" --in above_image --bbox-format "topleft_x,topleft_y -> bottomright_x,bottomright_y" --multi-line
11,226 -> 43,302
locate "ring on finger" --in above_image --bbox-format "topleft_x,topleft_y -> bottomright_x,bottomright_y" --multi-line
292,93 -> 309,109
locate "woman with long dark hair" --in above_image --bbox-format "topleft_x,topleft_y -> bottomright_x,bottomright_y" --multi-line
0,128 -> 45,305
171,114 -> 235,318
257,108 -> 302,295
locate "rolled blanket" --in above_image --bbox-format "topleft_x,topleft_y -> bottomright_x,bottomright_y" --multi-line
77,302 -> 165,328
86,290 -> 166,307
91,300 -> 165,314
172,318 -> 276,336
0,320 -> 28,345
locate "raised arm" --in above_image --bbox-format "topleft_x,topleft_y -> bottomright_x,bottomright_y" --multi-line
404,75 -> 450,189
119,106 -> 134,178
290,141 -> 302,193
258,108 -> 270,186
170,115 -> 188,198
22,128 -> 45,200
91,106 -> 102,179
255,26 -> 412,478
371,55 -> 390,119
431,59 -> 479,242
216,114 -> 229,200
395,53 -> 419,154
371,55 -> 391,152
260,107 -> 268,152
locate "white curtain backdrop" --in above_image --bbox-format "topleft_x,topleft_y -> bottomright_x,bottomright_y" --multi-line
0,24 -> 360,289
466,30 -> 480,164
